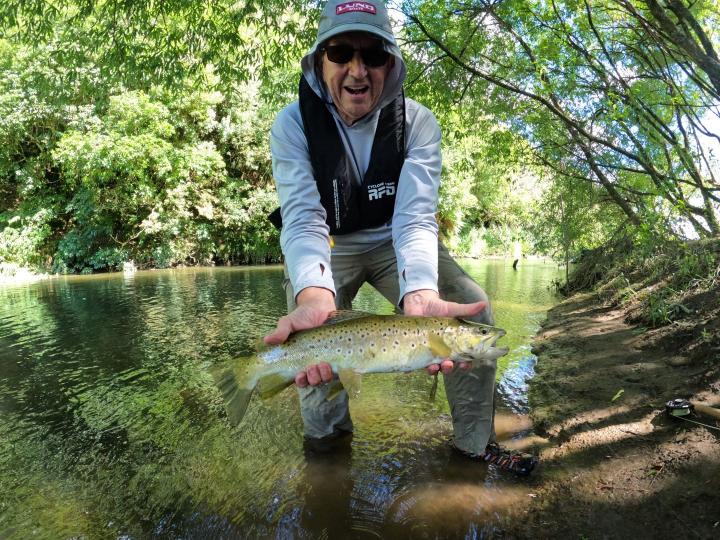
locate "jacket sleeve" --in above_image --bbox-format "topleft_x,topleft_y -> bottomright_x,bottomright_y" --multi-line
392,103 -> 442,304
270,104 -> 336,298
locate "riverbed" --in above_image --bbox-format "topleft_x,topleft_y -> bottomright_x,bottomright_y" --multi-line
0,259 -> 560,538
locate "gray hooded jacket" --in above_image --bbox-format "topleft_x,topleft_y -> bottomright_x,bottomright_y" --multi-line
270,3 -> 441,304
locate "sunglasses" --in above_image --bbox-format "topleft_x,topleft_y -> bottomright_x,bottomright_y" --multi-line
322,43 -> 390,68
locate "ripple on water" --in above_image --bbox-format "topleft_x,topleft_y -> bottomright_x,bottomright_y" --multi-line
497,350 -> 537,414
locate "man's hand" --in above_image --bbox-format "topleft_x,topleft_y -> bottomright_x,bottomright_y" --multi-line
263,287 -> 337,388
402,289 -> 487,376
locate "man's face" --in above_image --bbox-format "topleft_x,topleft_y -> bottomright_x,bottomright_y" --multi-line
321,32 -> 392,125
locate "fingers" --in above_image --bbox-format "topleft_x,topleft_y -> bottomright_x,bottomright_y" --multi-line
440,359 -> 454,374
263,316 -> 293,345
264,303 -> 334,346
295,371 -> 309,388
426,364 -> 440,375
445,300 -> 487,319
297,362 -> 334,387
427,359 -> 473,375
403,293 -> 487,319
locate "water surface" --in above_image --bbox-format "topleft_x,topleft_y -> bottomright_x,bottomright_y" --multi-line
0,259 -> 560,538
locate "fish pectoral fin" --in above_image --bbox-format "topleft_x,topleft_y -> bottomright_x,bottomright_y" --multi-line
257,373 -> 294,400
428,334 -> 452,358
337,368 -> 362,399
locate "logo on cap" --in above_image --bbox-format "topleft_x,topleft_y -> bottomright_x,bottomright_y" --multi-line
336,2 -> 377,15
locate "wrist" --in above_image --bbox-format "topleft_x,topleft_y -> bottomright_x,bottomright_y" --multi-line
403,289 -> 438,304
296,286 -> 335,308
402,289 -> 439,313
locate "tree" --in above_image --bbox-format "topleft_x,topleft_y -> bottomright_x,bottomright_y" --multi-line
403,0 -> 720,240
0,0 -> 318,90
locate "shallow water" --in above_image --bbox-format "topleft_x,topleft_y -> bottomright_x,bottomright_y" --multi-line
0,259 -> 560,539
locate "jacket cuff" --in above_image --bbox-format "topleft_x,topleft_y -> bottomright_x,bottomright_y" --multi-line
290,261 -> 336,300
397,260 -> 438,306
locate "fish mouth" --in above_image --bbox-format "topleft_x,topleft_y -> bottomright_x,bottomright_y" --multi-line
480,332 -> 503,348
469,333 -> 504,355
455,345 -> 509,363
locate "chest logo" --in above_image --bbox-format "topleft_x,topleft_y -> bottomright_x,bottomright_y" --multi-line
368,182 -> 396,201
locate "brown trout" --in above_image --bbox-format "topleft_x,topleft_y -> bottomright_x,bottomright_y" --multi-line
215,311 -> 507,425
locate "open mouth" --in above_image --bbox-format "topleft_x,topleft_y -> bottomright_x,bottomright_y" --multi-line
344,86 -> 369,95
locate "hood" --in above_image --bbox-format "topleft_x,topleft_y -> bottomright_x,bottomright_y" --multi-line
300,0 -> 406,118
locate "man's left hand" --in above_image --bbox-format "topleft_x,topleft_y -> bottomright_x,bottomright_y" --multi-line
402,289 -> 487,376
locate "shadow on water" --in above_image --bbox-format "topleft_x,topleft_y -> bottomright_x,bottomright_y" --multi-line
0,260 -> 561,538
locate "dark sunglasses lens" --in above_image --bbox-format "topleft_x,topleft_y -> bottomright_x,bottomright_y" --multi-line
325,44 -> 354,63
361,48 -> 389,67
325,45 -> 389,67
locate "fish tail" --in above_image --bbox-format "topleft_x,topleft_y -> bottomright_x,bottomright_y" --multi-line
212,356 -> 263,427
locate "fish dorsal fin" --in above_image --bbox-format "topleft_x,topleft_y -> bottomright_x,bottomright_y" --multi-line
322,310 -> 375,326
428,334 -> 452,358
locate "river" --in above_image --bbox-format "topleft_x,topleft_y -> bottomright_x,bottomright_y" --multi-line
0,259 -> 560,539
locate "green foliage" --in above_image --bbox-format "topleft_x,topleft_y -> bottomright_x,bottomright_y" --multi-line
3,0 -> 718,276
646,287 -> 691,327
674,249 -> 718,289
432,108 -> 547,257
0,1 -> 318,91
404,0 -> 720,243
0,1 -> 314,274
0,209 -> 53,267
1,36 -> 283,272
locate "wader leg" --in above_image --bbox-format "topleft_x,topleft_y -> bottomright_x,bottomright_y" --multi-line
437,243 -> 498,455
365,241 -> 498,455
283,260 -> 364,439
364,240 -> 402,309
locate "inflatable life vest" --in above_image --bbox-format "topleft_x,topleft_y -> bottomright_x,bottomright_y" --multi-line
269,76 -> 405,235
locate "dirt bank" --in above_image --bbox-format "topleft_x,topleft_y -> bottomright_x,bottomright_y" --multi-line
497,288 -> 720,539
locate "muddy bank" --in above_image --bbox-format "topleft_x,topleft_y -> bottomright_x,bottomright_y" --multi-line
499,291 -> 720,539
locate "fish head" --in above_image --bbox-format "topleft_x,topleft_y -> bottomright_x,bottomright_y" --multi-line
442,319 -> 506,361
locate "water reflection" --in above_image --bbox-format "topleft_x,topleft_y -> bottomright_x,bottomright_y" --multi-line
0,260 -> 560,538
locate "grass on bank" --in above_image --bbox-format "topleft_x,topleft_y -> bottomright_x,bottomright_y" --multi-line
562,237 -> 720,366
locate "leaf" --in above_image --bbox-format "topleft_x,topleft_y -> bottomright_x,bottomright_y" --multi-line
611,388 -> 624,402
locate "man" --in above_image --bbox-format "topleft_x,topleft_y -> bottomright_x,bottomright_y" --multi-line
266,0 -> 536,475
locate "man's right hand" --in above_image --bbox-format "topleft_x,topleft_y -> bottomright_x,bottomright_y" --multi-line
263,287 -> 336,388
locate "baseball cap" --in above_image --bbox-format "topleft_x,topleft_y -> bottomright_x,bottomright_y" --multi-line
314,1 -> 397,49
